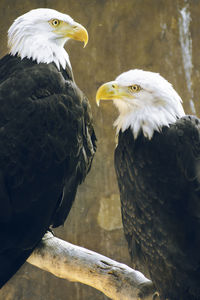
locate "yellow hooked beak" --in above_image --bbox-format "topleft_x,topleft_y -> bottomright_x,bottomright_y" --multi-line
96,81 -> 131,106
66,22 -> 88,47
53,20 -> 88,47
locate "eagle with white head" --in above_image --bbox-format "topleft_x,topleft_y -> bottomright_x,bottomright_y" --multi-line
0,8 -> 96,288
96,70 -> 200,300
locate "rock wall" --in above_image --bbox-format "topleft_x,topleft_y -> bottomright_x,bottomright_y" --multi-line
0,0 -> 200,299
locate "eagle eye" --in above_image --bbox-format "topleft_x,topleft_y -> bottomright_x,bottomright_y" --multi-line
50,19 -> 61,27
129,84 -> 141,92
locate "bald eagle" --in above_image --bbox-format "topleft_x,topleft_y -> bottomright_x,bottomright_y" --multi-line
96,70 -> 200,300
0,8 -> 96,287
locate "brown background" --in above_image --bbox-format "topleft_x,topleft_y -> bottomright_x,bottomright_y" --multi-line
0,0 -> 200,299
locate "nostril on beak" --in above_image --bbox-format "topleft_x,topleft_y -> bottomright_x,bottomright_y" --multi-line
112,84 -> 115,88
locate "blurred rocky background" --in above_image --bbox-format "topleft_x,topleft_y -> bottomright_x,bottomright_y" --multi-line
0,0 -> 199,299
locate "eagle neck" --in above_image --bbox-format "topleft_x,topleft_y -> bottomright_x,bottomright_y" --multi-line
9,35 -> 71,70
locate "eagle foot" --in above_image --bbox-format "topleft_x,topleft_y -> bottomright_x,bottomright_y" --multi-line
137,281 -> 158,299
42,230 -> 55,242
47,228 -> 55,236
152,292 -> 160,300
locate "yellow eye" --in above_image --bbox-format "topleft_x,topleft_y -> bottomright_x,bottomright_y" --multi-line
50,19 -> 60,27
129,84 -> 141,92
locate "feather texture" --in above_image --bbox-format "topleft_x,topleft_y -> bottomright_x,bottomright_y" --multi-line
0,54 -> 96,287
115,116 -> 200,299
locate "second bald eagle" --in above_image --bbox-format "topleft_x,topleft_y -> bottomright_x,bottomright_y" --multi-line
96,69 -> 200,300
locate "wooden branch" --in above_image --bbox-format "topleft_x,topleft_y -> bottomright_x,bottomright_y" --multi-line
27,233 -> 157,300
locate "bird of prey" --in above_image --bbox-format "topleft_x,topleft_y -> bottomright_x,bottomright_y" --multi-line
0,8 -> 96,287
96,69 -> 200,300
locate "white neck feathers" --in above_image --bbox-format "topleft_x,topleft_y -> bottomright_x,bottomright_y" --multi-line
113,96 -> 185,140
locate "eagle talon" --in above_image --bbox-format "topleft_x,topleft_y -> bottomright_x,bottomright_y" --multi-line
137,281 -> 157,299
48,228 -> 55,236
152,292 -> 160,300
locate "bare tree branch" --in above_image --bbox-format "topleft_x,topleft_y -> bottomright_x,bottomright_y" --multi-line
27,233 -> 157,300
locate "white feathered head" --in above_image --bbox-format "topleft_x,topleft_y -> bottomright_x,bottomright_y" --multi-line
8,8 -> 88,69
96,69 -> 185,139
